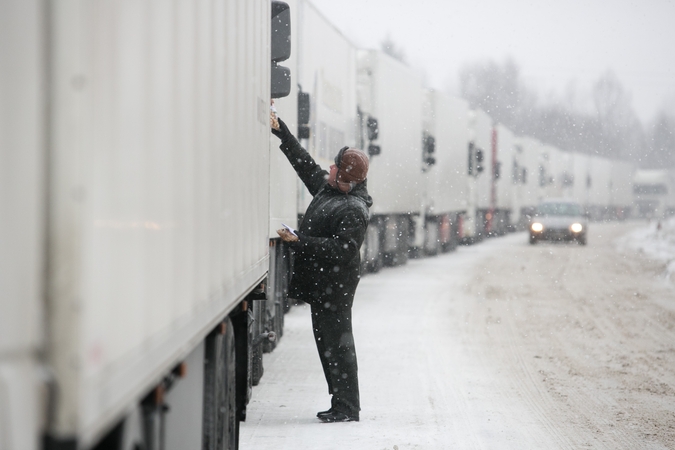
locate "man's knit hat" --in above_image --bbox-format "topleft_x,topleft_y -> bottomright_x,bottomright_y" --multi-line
335,147 -> 369,184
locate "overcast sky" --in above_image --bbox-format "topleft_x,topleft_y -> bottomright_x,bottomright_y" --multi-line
309,0 -> 675,124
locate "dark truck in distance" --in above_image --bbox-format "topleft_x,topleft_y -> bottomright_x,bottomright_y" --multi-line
529,199 -> 588,245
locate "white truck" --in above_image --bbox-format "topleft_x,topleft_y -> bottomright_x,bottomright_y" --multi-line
608,160 -> 635,219
633,169 -> 675,219
293,0 -> 359,211
538,143 -> 556,199
547,148 -> 574,200
470,109 -> 493,240
1,1 -> 291,448
570,152 -> 591,208
587,155 -> 613,220
267,0 -> 300,355
492,124 -> 517,234
513,136 -> 543,228
268,0 -> 362,304
420,90 -> 470,253
357,50 -> 423,267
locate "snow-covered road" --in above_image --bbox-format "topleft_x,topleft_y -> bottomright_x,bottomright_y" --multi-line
240,222 -> 675,450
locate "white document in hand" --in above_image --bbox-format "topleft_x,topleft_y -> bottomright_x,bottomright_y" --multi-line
281,223 -> 298,237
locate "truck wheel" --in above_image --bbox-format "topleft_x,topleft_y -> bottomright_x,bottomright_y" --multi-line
529,234 -> 538,245
203,319 -> 238,450
577,234 -> 587,246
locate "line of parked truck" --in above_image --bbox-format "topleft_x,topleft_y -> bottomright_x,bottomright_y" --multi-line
1,1 -> 651,449
271,0 -> 639,271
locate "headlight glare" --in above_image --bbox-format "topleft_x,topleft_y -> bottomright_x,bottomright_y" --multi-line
571,223 -> 583,233
531,222 -> 544,232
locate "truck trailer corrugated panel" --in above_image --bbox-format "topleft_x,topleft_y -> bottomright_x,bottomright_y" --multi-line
494,124 -> 516,211
471,109 -> 493,210
357,50 -> 423,215
423,90 -> 469,214
0,2 -> 45,448
46,1 -> 271,445
296,0 -> 358,212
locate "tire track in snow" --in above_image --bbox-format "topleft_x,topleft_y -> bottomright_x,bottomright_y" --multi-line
466,224 -> 675,449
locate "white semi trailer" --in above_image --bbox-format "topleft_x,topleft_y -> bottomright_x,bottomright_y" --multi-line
357,50 -> 423,267
1,3 -> 45,449
570,152 -> 591,208
420,90 -> 471,253
492,124 -> 517,234
513,136 -> 543,227
267,0 -> 299,355
270,0 -> 363,278
293,0 -> 359,211
542,145 -> 561,198
608,160 -> 635,219
0,1 -> 291,449
538,143 -> 556,199
422,90 -> 469,254
470,109 -> 493,240
588,155 -> 613,219
633,169 -> 675,219
547,148 -> 574,199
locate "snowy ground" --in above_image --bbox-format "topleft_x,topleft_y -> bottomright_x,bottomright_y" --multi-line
617,217 -> 675,285
240,222 -> 675,450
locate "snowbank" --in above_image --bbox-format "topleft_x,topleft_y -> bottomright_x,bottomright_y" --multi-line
616,217 -> 675,284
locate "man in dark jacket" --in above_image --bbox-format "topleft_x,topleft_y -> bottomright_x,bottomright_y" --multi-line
272,118 -> 372,423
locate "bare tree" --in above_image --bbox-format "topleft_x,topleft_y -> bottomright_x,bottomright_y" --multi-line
646,112 -> 675,168
457,59 -> 655,166
459,58 -> 532,130
381,34 -> 406,64
592,71 -> 643,159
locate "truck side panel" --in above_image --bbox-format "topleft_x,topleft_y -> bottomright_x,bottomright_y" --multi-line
424,90 -> 469,215
0,2 -> 46,449
296,0 -> 358,211
270,0 -> 299,232
357,50 -> 423,215
471,109 -> 493,211
46,1 -> 271,445
571,152 -> 591,206
494,124 -> 516,211
588,155 -> 612,214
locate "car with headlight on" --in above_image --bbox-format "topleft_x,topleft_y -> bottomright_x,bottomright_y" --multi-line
529,199 -> 588,245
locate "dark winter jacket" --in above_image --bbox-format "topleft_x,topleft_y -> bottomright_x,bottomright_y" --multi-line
275,124 -> 373,307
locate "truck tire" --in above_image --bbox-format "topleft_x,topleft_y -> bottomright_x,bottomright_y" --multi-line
203,319 -> 238,450
529,234 -> 538,245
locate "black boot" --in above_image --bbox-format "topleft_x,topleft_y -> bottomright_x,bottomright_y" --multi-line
316,408 -> 333,419
318,410 -> 359,423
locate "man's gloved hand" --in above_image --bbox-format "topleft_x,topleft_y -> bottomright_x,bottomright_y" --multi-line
271,117 -> 293,142
276,227 -> 299,242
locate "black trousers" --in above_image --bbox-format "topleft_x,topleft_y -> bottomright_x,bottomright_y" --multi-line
310,300 -> 360,416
